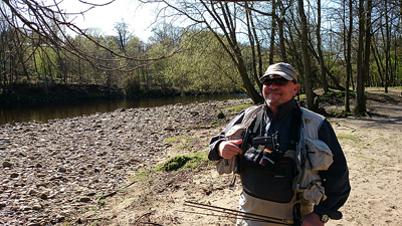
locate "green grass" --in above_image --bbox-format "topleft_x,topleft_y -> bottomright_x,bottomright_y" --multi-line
223,103 -> 252,113
132,168 -> 152,181
156,151 -> 208,172
337,131 -> 360,143
163,135 -> 191,144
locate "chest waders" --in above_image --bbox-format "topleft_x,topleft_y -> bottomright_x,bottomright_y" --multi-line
216,105 -> 334,226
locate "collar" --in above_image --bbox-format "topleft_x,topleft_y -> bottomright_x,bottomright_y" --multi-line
266,99 -> 298,120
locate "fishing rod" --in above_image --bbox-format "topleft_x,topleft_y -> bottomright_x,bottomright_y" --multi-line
183,201 -> 294,225
179,210 -> 283,224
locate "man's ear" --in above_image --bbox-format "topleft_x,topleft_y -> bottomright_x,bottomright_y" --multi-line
293,84 -> 301,96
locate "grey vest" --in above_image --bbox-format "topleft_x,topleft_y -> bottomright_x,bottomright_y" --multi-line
221,106 -> 334,226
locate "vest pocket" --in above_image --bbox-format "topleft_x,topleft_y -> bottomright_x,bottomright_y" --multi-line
305,138 -> 333,171
240,158 -> 296,203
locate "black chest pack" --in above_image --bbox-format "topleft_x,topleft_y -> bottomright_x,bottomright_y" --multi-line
240,105 -> 302,171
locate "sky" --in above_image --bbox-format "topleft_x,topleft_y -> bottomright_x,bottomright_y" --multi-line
60,0 -> 158,41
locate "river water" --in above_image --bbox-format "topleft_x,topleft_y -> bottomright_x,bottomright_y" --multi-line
0,94 -> 244,125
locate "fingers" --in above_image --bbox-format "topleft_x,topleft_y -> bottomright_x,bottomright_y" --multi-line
218,140 -> 242,159
231,139 -> 243,146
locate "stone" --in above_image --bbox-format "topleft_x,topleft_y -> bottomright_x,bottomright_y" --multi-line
10,173 -> 19,178
79,197 -> 91,203
3,161 -> 12,168
28,189 -> 37,196
58,167 -> 67,173
21,206 -> 32,211
32,204 -> 42,211
39,193 -> 48,200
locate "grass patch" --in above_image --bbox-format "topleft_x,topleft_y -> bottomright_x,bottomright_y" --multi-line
156,152 -> 208,172
337,131 -> 360,143
223,103 -> 252,113
130,168 -> 153,182
163,135 -> 199,151
163,135 -> 190,144
327,108 -> 352,118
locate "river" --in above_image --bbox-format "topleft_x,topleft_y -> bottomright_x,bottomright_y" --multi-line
0,94 -> 245,125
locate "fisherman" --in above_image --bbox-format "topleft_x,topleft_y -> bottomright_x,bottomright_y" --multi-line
208,62 -> 350,226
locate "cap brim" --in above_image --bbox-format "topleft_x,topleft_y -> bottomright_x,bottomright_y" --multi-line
260,71 -> 294,82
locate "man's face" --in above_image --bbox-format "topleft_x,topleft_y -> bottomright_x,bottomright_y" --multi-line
262,77 -> 300,108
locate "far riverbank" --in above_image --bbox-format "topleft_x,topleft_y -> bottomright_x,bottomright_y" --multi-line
0,83 -> 245,125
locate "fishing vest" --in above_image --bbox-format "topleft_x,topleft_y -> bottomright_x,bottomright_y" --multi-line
216,104 -> 334,226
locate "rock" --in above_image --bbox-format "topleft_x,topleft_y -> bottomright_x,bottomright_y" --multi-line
27,223 -> 40,226
39,193 -> 48,200
28,189 -> 37,196
3,161 -> 12,168
217,111 -> 225,119
32,204 -> 42,210
21,206 -> 32,211
78,197 -> 91,203
58,167 -> 67,173
0,202 -> 6,208
10,173 -> 19,178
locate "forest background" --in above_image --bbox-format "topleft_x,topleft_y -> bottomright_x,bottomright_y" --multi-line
0,0 -> 401,115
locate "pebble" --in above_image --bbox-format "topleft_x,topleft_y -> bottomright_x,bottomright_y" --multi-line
3,161 -> 12,168
79,197 -> 91,203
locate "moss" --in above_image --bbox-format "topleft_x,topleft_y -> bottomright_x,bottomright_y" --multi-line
156,152 -> 208,172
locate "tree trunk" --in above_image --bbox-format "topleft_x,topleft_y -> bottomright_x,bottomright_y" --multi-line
344,0 -> 353,113
355,0 -> 372,115
298,0 -> 315,110
316,0 -> 328,93
269,0 -> 276,65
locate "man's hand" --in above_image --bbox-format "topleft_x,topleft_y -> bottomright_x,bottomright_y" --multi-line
218,139 -> 243,159
302,213 -> 325,226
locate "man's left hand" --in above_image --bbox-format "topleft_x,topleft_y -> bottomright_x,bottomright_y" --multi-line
301,213 -> 325,226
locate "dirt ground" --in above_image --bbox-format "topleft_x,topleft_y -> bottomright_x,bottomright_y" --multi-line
77,88 -> 402,226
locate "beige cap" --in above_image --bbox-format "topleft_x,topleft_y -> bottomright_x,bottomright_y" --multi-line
259,62 -> 298,82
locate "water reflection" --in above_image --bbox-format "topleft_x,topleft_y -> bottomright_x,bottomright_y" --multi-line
0,94 -> 245,125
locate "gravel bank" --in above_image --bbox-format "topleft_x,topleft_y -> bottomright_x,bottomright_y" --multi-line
0,99 -> 248,225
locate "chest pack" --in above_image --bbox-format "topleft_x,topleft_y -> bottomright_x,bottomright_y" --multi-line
216,105 -> 334,206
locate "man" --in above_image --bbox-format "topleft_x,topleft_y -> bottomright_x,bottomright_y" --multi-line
208,62 -> 350,226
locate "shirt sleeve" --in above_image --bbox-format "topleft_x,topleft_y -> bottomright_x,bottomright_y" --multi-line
208,111 -> 245,161
314,119 -> 351,219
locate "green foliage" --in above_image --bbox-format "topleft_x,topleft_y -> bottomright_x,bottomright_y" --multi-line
156,152 -> 208,172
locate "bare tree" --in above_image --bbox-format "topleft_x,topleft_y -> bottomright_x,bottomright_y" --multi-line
114,20 -> 132,53
141,0 -> 269,103
316,0 -> 329,93
298,0 -> 315,110
355,0 -> 373,115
